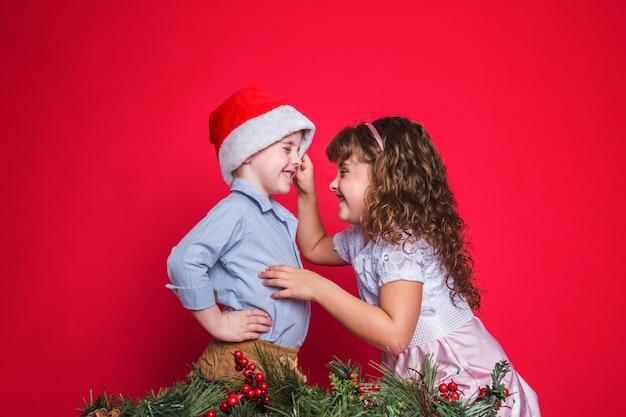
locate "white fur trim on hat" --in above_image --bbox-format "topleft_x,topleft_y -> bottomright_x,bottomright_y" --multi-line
218,104 -> 315,185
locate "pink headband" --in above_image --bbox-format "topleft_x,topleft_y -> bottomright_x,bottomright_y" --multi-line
365,123 -> 384,150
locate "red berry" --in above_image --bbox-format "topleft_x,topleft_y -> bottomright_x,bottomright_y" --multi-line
219,401 -> 229,412
479,387 -> 487,397
450,391 -> 460,401
259,382 -> 269,390
448,381 -> 458,392
227,394 -> 238,407
235,365 -> 243,372
248,363 -> 257,371
246,389 -> 256,399
206,410 -> 216,417
504,388 -> 510,397
255,372 -> 265,382
239,357 -> 249,367
255,388 -> 263,397
438,383 -> 448,393
241,384 -> 252,393
243,369 -> 252,378
233,350 -> 243,359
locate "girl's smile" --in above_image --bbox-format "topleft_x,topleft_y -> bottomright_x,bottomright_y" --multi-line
329,155 -> 371,225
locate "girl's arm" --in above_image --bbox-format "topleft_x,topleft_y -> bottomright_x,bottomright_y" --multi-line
295,154 -> 346,265
259,265 -> 421,354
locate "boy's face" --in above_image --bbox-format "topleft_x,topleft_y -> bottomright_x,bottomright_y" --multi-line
237,131 -> 304,196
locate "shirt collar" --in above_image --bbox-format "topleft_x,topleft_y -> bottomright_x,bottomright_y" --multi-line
230,178 -> 292,220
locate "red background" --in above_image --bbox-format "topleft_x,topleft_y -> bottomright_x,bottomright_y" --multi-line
1,1 -> 624,416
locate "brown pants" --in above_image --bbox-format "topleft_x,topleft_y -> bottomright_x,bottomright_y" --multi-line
195,338 -> 300,382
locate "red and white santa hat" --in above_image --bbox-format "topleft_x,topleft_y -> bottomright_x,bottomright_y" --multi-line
209,82 -> 316,185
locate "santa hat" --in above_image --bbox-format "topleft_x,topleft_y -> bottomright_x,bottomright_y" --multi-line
209,82 -> 316,185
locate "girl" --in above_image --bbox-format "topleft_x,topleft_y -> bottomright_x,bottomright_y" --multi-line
259,117 -> 541,416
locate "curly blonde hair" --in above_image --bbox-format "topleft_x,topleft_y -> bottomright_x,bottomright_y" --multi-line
326,116 -> 481,310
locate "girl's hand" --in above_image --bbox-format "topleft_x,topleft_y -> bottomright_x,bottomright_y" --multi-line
259,265 -> 325,302
294,154 -> 316,196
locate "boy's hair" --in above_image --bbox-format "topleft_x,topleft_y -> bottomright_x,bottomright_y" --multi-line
326,116 -> 481,310
209,82 -> 315,185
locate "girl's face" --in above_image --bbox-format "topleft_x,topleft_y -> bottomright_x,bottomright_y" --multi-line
329,155 -> 371,225
241,131 -> 303,196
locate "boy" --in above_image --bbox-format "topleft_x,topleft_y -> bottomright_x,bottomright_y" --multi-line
166,82 -> 315,380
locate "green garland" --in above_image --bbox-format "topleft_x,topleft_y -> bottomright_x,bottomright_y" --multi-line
79,350 -> 512,417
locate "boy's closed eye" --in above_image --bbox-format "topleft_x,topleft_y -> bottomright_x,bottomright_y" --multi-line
280,140 -> 299,153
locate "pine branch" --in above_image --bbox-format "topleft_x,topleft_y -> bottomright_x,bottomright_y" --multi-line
372,354 -> 440,416
78,354 -> 513,417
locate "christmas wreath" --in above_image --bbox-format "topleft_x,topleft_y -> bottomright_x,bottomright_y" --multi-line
79,349 -> 512,417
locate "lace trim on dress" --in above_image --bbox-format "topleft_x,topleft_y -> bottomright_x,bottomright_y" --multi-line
409,301 -> 474,346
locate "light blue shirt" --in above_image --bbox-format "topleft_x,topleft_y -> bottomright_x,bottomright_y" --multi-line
166,178 -> 310,348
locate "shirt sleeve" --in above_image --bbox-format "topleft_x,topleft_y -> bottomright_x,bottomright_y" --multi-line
333,225 -> 360,263
377,237 -> 430,286
166,201 -> 244,310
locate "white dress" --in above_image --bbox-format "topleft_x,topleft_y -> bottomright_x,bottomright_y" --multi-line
334,226 -> 541,417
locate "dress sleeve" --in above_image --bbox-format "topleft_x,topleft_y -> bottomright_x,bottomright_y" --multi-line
166,201 -> 244,310
377,237 -> 431,286
333,225 -> 359,264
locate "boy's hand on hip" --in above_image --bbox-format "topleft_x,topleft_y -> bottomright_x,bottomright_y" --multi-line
216,309 -> 273,342
193,306 -> 272,342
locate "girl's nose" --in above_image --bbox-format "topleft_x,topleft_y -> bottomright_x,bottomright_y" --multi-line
329,176 -> 338,192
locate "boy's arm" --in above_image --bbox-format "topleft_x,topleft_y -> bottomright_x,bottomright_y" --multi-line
295,154 -> 346,265
167,203 -> 273,341
191,305 -> 272,342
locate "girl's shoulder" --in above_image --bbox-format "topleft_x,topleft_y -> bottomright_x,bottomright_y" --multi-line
334,225 -> 365,249
339,225 -> 364,241
375,230 -> 435,260
334,225 -> 366,263
374,232 -> 440,285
